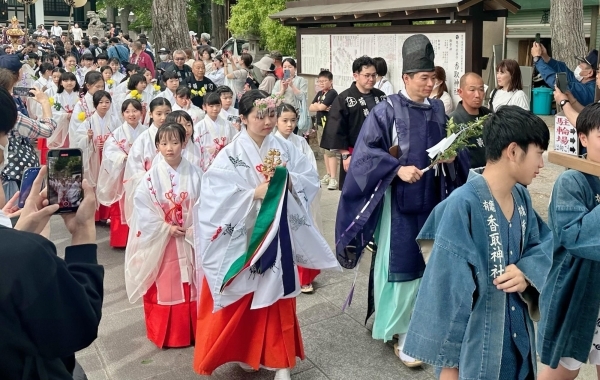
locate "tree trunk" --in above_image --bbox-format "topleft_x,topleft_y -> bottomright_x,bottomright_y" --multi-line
550,0 -> 588,68
119,5 -> 132,34
152,0 -> 191,53
211,2 -> 228,48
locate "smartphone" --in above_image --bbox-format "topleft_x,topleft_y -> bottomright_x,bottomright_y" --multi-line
47,148 -> 83,213
556,72 -> 568,93
535,33 -> 541,44
227,114 -> 241,124
13,86 -> 34,97
283,69 -> 290,80
18,167 -> 41,208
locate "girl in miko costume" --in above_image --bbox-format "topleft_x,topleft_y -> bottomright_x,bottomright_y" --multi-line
123,97 -> 172,223
75,90 -> 119,222
192,90 -> 339,380
46,72 -> 80,150
68,71 -> 106,146
97,99 -> 147,248
125,122 -> 203,348
163,111 -> 201,168
274,103 -> 323,293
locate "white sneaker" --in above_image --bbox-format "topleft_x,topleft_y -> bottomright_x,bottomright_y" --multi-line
327,178 -> 338,190
274,368 -> 291,380
320,174 -> 331,186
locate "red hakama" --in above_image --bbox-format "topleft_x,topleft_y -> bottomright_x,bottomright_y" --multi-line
142,238 -> 197,348
298,267 -> 320,286
37,138 -> 48,164
109,202 -> 128,248
193,279 -> 305,375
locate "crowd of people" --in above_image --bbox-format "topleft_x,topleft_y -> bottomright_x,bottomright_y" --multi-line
2,17 -> 600,380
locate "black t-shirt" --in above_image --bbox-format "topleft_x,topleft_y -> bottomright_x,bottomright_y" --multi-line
449,101 -> 491,169
312,89 -> 338,127
167,63 -> 192,83
362,93 -> 376,112
186,76 -> 216,108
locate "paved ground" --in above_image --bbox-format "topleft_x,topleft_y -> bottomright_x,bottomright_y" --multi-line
44,117 -> 599,379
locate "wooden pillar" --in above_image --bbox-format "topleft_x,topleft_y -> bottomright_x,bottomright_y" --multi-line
591,6 -> 598,50
465,19 -> 483,75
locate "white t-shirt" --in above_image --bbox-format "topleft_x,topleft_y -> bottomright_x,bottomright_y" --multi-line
489,89 -> 530,111
50,26 -> 63,37
71,27 -> 84,42
432,91 -> 455,115
375,77 -> 395,96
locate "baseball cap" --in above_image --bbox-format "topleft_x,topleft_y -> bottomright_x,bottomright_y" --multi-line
575,49 -> 598,69
158,48 -> 170,54
0,54 -> 23,73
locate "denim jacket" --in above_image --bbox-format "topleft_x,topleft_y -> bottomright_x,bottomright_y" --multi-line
403,170 -> 552,379
538,170 -> 600,367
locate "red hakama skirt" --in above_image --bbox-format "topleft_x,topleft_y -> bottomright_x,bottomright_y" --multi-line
37,138 -> 48,164
298,267 -> 320,286
109,202 -> 128,248
193,279 -> 305,375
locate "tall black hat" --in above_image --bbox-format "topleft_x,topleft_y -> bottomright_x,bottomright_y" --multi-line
402,34 -> 435,74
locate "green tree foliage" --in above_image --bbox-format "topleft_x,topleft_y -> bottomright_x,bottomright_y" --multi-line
97,0 -> 153,30
228,0 -> 296,56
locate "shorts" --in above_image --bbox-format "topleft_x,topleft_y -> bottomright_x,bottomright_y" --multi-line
317,125 -> 337,158
559,309 -> 600,370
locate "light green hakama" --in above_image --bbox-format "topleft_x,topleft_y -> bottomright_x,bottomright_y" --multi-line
371,188 -> 422,342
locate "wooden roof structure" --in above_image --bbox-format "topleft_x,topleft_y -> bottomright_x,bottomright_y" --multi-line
270,0 -> 520,25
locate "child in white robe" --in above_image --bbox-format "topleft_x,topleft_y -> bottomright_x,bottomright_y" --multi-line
44,72 -> 80,152
163,110 -> 201,168
97,99 -> 147,248
68,71 -> 105,146
125,122 -> 203,348
193,92 -> 236,172
155,71 -> 179,105
172,86 -> 205,125
274,103 -> 323,293
123,97 -> 172,223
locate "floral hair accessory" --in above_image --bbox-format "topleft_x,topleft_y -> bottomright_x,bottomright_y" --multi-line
253,95 -> 283,118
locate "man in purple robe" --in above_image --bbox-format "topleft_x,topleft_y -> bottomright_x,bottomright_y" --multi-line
335,34 -> 468,367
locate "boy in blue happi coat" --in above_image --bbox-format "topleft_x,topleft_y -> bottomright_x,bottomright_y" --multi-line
403,105 -> 552,379
538,103 -> 600,380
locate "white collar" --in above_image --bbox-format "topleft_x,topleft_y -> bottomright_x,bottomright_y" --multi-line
401,89 -> 430,105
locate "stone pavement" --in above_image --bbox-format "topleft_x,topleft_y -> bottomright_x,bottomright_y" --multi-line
44,122 -> 599,379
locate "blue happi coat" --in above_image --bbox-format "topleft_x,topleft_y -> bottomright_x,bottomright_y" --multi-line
403,171 -> 552,379
335,93 -> 468,282
538,170 -> 600,368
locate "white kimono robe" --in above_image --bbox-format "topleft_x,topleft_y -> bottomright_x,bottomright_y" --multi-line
123,124 -> 159,223
274,130 -> 323,234
125,156 -> 203,304
47,90 -> 79,148
66,182 -> 81,204
155,90 -> 176,106
173,103 -> 205,125
97,122 -> 147,217
68,93 -> 96,147
193,116 -> 237,172
193,129 -> 340,311
75,112 -> 119,189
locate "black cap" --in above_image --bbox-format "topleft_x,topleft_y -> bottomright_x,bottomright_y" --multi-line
575,49 -> 598,69
402,34 -> 435,74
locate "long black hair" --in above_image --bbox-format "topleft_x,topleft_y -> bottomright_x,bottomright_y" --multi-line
148,97 -> 172,127
166,110 -> 194,140
80,71 -> 104,97
57,71 -> 80,94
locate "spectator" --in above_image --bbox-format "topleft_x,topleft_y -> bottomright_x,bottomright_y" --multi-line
373,57 -> 394,96
167,49 -> 193,83
138,38 -> 154,63
156,48 -> 172,83
0,55 -> 57,199
71,23 -> 84,42
223,52 -> 252,101
489,59 -> 529,111
431,66 -> 454,114
50,20 -> 62,38
531,42 -> 597,106
553,65 -> 600,126
206,54 -> 224,86
271,50 -> 283,80
254,56 -> 277,94
129,41 -> 154,78
0,114 -> 104,380
449,72 -> 491,169
107,37 -> 129,66
272,58 -> 308,112
186,60 -> 216,108
184,48 -> 195,68
199,47 -> 213,73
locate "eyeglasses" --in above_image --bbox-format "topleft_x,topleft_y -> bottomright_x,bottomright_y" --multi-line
174,57 -> 185,61
359,73 -> 377,79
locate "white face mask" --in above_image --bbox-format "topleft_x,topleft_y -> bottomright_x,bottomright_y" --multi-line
159,54 -> 168,61
0,139 -> 8,172
574,66 -> 584,82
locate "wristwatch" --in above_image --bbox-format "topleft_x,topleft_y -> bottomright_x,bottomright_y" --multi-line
341,153 -> 351,160
559,99 -> 570,107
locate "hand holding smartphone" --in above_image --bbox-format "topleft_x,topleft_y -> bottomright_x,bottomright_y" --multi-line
556,72 -> 568,93
283,69 -> 290,81
47,149 -> 83,214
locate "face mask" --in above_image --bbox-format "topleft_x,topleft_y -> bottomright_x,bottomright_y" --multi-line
159,55 -> 168,61
0,139 -> 8,172
574,66 -> 584,82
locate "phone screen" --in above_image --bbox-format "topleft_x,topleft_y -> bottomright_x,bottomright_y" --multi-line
47,149 -> 83,213
18,167 -> 41,208
13,86 -> 34,97
556,72 -> 568,94
535,33 -> 541,44
283,69 -> 290,80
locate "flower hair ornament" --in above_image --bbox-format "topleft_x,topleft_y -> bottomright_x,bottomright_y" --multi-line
253,95 -> 283,118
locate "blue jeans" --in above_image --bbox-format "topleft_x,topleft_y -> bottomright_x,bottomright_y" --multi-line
2,179 -> 18,201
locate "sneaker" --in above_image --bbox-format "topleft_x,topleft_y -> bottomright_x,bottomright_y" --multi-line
327,178 -> 338,190
320,173 -> 331,186
301,284 -> 314,293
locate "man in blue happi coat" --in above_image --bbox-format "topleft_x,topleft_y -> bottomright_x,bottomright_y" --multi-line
334,34 -> 468,368
403,106 -> 553,379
